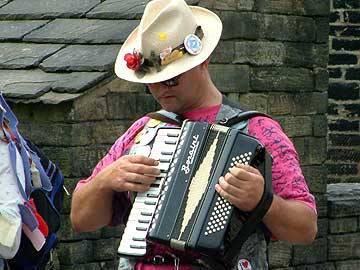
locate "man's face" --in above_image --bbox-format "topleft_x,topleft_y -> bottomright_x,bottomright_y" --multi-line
146,65 -> 204,114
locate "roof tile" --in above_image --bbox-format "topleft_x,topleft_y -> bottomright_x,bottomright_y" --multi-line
40,44 -> 119,72
0,43 -> 64,69
0,0 -> 101,19
23,18 -> 139,44
87,0 -> 149,19
0,20 -> 50,41
0,69 -> 109,97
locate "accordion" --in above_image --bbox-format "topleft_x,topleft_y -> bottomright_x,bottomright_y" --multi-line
118,120 -> 272,257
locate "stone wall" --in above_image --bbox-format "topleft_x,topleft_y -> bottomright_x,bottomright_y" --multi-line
8,0 -> 333,269
327,183 -> 360,269
328,0 -> 360,184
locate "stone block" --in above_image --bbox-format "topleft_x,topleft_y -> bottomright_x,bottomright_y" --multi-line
101,225 -> 124,239
335,260 -> 360,270
328,200 -> 360,218
238,93 -> 268,112
62,263 -> 100,270
72,95 -> 107,121
19,122 -> 94,146
329,217 -> 358,234
209,64 -> 250,92
237,0 -> 255,10
281,116 -> 313,137
57,240 -> 93,265
293,137 -> 327,165
24,19 -> 139,44
10,101 -> 70,123
268,241 -> 292,268
87,0 -> 147,19
268,93 -> 293,115
315,194 -> 328,218
263,14 -> 315,42
301,165 -> 327,193
58,214 -> 101,241
315,17 -> 330,43
199,0 -> 237,10
0,0 -> 100,19
328,233 -> 360,260
255,0 -> 329,16
294,263 -> 335,270
211,41 -> 235,63
91,120 -> 132,145
41,145 -> 109,177
250,67 -> 313,92
0,20 -> 49,41
71,146 -> 110,177
40,45 -> 119,72
292,238 -> 327,265
234,41 -> 285,66
312,115 -> 328,137
93,238 -> 120,261
292,92 -> 328,115
107,92 -> 158,120
316,218 -> 328,238
221,11 -> 263,39
314,68 -> 329,92
284,43 -> 328,68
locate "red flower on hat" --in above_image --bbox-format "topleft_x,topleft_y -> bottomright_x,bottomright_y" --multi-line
124,51 -> 142,71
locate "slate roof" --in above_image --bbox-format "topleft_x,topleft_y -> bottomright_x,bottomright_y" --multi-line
0,0 -> 199,104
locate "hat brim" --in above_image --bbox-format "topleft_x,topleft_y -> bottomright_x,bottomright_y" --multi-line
114,6 -> 222,84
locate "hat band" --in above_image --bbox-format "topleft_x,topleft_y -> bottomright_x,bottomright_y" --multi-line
124,26 -> 204,78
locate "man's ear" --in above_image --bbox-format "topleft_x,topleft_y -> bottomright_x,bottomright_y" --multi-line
201,57 -> 211,69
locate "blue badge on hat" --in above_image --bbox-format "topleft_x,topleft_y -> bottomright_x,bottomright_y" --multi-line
184,34 -> 202,55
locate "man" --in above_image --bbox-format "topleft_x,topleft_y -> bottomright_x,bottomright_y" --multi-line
70,0 -> 317,269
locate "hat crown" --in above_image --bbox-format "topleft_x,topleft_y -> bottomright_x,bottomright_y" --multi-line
138,0 -> 197,58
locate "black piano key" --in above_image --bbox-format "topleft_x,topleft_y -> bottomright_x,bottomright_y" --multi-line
159,158 -> 171,162
132,237 -> 146,241
130,244 -> 146,249
165,140 -> 177,144
144,200 -> 157,205
138,219 -> 150,224
161,150 -> 173,155
141,211 -> 153,216
166,132 -> 179,137
147,193 -> 159,198
136,226 -> 147,231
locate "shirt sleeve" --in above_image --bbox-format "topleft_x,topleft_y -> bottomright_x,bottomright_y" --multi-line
248,116 -> 317,214
75,116 -> 150,226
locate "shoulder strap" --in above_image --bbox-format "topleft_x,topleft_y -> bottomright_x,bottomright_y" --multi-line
146,109 -> 183,125
219,110 -> 272,127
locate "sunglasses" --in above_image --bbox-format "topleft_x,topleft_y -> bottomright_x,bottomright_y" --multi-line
159,74 -> 182,87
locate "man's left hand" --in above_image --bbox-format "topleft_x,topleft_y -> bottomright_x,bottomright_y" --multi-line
215,164 -> 264,212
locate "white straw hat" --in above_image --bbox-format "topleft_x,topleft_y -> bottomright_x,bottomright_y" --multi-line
114,0 -> 222,84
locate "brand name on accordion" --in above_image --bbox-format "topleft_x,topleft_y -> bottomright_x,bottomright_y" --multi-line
181,134 -> 200,174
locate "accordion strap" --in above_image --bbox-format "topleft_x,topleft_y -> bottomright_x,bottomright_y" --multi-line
224,151 -> 273,267
146,110 -> 183,126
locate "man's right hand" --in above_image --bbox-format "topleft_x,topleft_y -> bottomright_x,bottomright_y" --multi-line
94,155 -> 161,193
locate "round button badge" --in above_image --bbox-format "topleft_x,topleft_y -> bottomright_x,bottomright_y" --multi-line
184,34 -> 202,55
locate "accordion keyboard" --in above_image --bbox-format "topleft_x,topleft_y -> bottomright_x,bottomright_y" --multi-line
117,127 -> 181,257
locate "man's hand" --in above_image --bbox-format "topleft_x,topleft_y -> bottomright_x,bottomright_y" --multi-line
215,164 -> 264,212
95,155 -> 161,193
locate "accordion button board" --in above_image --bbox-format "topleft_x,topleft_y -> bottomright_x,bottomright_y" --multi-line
117,126 -> 181,257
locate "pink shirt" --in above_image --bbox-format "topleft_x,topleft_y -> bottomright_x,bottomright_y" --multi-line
76,104 -> 316,225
